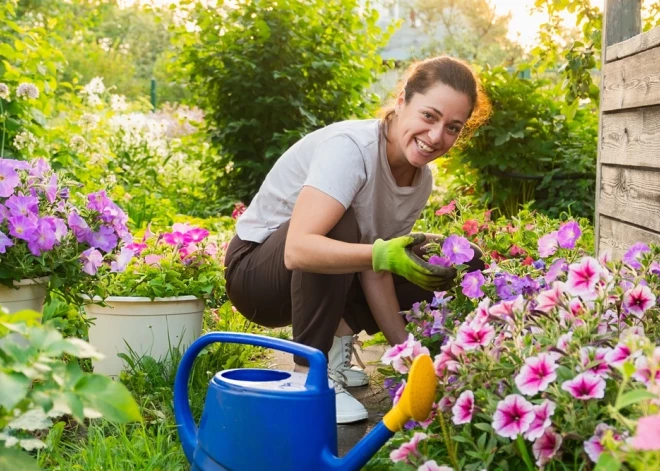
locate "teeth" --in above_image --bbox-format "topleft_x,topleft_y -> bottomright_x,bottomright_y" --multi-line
416,138 -> 433,153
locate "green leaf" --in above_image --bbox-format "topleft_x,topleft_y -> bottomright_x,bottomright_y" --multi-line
0,446 -> 42,471
0,371 -> 30,410
594,453 -> 620,471
74,375 -> 142,424
615,389 -> 657,410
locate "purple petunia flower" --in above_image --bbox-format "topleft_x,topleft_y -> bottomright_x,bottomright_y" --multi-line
0,204 -> 8,223
623,242 -> 651,270
27,219 -> 57,256
461,270 -> 485,298
0,230 -> 13,253
442,235 -> 474,265
545,258 -> 567,284
532,259 -> 546,270
0,161 -> 20,197
110,247 -> 135,273
80,248 -> 103,275
43,216 -> 68,242
5,194 -> 38,217
494,273 -> 523,300
87,225 -> 118,253
29,158 -> 50,178
428,255 -> 452,267
44,174 -> 58,203
8,214 -> 37,241
557,221 -> 581,249
68,212 -> 92,243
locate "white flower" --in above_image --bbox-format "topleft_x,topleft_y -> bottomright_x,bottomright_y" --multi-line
13,131 -> 37,152
69,135 -> 87,152
86,93 -> 102,107
79,113 -> 100,129
110,94 -> 128,112
0,83 -> 10,101
84,77 -> 106,95
16,82 -> 39,99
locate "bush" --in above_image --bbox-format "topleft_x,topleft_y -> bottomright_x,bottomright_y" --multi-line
175,0 -> 393,204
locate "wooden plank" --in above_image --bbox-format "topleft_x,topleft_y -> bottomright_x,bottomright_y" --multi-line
602,47 -> 660,112
607,26 -> 660,63
601,107 -> 660,168
598,165 -> 660,233
599,215 -> 660,259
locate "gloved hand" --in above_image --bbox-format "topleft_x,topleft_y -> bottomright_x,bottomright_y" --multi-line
372,233 -> 456,291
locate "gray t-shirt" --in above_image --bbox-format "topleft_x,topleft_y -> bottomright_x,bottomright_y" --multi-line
236,119 -> 433,244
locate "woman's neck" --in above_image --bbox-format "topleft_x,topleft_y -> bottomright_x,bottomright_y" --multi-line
385,117 -> 418,187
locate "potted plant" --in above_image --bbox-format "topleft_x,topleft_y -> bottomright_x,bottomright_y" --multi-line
79,222 -> 225,376
0,157 -> 129,314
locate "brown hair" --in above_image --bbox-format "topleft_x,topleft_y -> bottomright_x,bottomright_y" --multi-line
379,56 -> 491,141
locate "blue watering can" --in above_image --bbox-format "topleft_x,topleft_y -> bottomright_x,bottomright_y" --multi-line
174,332 -> 437,471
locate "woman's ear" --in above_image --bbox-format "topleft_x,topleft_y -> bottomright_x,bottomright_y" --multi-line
395,89 -> 406,115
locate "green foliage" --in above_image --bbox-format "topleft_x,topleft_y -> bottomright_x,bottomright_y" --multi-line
446,67 -> 597,220
175,0 -> 393,204
0,308 -> 141,470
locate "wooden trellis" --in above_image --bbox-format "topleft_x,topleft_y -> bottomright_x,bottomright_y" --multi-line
596,0 -> 660,257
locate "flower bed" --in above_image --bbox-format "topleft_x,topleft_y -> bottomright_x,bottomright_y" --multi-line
370,208 -> 660,471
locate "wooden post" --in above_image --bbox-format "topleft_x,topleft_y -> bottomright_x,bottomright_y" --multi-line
595,0 -> 641,255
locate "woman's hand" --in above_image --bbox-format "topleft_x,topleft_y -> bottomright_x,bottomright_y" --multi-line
372,233 -> 456,291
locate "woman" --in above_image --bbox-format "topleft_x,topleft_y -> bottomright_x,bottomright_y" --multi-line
224,56 -> 491,424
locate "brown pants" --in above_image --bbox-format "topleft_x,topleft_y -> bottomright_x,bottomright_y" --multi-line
223,208 -> 435,366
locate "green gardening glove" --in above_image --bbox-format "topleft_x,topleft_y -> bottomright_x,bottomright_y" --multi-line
372,233 -> 457,292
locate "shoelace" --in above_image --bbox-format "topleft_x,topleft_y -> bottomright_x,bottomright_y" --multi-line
350,334 -> 366,370
328,369 -> 348,392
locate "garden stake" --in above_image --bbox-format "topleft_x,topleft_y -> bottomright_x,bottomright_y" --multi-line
174,332 -> 437,471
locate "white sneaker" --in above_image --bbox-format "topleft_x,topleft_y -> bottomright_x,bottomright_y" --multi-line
328,335 -> 369,387
329,371 -> 368,424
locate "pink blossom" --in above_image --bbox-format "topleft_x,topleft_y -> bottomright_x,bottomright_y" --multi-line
580,347 -> 612,378
532,428 -> 562,467
393,381 -> 405,406
0,161 -> 20,197
127,242 -> 148,255
537,231 -> 559,258
162,231 -> 193,246
80,248 -> 103,275
438,396 -> 455,412
144,254 -> 164,266
489,295 -> 525,318
545,258 -> 567,284
462,219 -> 479,236
435,200 -> 456,216
179,243 -> 199,259
451,390 -> 474,425
381,334 -> 430,374
434,342 -> 461,378
110,247 -> 134,273
605,343 -> 632,368
584,423 -> 619,463
524,400 -> 556,441
623,285 -> 656,317
510,244 -> 526,257
561,372 -> 606,400
565,257 -> 601,297
631,414 -> 660,451
389,432 -> 427,463
623,242 -> 650,270
557,221 -> 581,249
418,462 -> 453,471
187,227 -> 209,243
535,282 -> 565,313
515,354 -> 558,396
455,321 -> 495,350
232,202 -> 246,219
556,331 -> 573,352
492,394 -> 535,439
632,355 -> 660,385
171,222 -> 192,233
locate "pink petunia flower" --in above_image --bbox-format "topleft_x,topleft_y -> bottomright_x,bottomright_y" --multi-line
545,258 -> 568,284
381,333 -> 430,374
389,432 -> 427,463
556,331 -> 573,352
623,285 -> 656,317
532,428 -> 562,467
144,254 -> 164,266
455,322 -> 495,350
435,200 -> 456,216
605,343 -> 632,368
632,354 -> 660,385
492,394 -> 535,439
561,372 -> 606,400
537,231 -> 559,258
451,390 -> 474,425
510,244 -> 527,257
418,462 -> 453,471
392,381 -> 405,406
535,282 -> 565,313
442,235 -> 474,265
580,347 -> 612,378
565,257 -> 601,297
110,247 -> 135,273
524,400 -> 556,441
631,414 -> 660,451
162,231 -> 193,246
584,423 -> 620,463
187,227 -> 210,243
489,295 -> 525,319
515,354 -> 558,396
438,396 -> 455,412
462,219 -> 479,237
557,221 -> 581,249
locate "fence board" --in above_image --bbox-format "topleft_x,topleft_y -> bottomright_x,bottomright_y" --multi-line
602,47 -> 660,111
598,165 -> 660,233
601,107 -> 660,168
607,26 -> 660,63
599,215 -> 660,258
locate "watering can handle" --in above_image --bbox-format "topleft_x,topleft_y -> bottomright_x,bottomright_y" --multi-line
174,332 -> 329,462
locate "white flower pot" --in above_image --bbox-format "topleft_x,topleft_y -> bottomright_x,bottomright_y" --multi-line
84,295 -> 205,377
0,277 -> 49,315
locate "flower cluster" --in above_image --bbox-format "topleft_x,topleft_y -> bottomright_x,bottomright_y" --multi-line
81,222 -> 225,302
377,221 -> 660,470
0,158 -> 127,292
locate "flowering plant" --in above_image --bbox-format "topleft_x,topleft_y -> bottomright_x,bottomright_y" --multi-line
0,158 -> 129,298
369,220 -> 660,471
78,222 -> 225,302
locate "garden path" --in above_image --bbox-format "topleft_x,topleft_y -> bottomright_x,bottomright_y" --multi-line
267,332 -> 391,457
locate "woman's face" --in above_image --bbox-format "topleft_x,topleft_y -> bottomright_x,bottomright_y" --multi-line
393,83 -> 472,168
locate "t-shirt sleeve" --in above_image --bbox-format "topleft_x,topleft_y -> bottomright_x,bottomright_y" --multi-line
303,135 -> 367,209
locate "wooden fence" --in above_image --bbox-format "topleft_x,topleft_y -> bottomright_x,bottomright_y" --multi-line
595,0 -> 660,258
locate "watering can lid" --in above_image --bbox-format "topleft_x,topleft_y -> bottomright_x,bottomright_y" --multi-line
213,369 -> 313,392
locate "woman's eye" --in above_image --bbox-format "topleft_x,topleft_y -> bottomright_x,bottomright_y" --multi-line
448,126 -> 461,135
422,112 -> 433,120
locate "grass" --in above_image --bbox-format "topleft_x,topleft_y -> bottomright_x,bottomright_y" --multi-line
38,301 -> 264,470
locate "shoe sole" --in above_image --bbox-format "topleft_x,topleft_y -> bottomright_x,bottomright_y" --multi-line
344,378 -> 370,388
336,409 -> 369,424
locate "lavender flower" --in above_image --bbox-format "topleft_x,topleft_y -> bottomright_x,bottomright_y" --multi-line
461,270 -> 485,299
557,221 -> 581,249
0,230 -> 13,253
0,161 -> 20,197
623,242 -> 651,270
442,235 -> 474,265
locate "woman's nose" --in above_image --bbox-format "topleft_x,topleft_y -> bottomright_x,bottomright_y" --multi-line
428,125 -> 443,144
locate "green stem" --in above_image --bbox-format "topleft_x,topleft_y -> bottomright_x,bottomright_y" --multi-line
437,412 -> 459,470
1,99 -> 5,158
516,435 -> 535,471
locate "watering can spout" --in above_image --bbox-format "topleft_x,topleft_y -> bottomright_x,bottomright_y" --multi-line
322,354 -> 438,471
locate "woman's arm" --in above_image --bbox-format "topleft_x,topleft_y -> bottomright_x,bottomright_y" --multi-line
359,270 -> 407,345
284,186 -> 373,274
